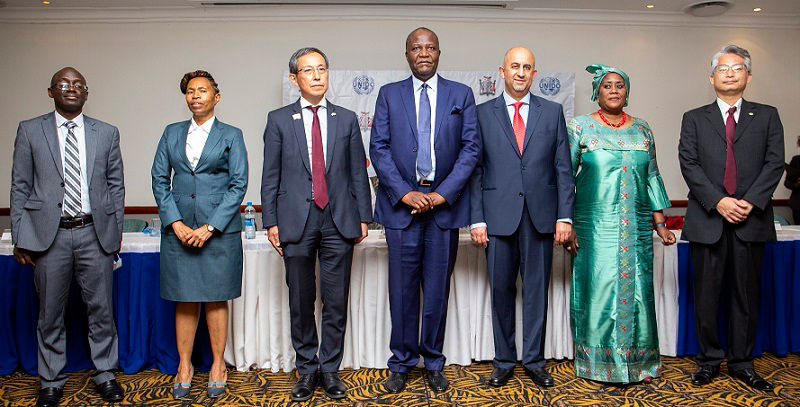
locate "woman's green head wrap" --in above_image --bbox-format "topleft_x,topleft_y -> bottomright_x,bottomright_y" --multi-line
587,64 -> 630,107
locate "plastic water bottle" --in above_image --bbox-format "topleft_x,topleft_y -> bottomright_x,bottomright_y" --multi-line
244,202 -> 256,239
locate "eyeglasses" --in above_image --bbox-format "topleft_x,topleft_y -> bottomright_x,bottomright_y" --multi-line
52,83 -> 88,92
714,64 -> 747,74
298,66 -> 327,76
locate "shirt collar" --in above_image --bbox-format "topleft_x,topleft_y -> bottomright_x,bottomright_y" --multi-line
502,91 -> 531,107
412,73 -> 438,93
300,97 -> 327,110
189,116 -> 215,134
55,111 -> 84,129
716,97 -> 742,115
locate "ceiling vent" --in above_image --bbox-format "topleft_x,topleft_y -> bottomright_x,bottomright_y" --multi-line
684,1 -> 733,17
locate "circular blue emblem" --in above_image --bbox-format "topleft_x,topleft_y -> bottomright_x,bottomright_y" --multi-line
538,77 -> 561,96
352,75 -> 375,95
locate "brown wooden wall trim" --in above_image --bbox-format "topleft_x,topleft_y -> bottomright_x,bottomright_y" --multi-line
0,200 -> 790,216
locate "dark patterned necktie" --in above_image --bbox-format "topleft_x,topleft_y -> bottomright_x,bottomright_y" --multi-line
63,120 -> 82,216
307,106 -> 329,209
723,106 -> 737,195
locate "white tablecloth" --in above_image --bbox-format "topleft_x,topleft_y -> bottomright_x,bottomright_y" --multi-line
14,227 -> 800,372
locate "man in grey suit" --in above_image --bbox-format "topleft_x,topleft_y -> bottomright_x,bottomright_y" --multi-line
10,67 -> 125,407
679,45 -> 784,390
261,48 -> 372,402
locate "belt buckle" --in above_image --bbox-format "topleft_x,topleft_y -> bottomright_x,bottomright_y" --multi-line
418,179 -> 432,187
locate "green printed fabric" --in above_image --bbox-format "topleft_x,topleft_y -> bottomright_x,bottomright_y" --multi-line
567,114 -> 670,383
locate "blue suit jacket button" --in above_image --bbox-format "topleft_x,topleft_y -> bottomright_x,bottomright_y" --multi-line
412,147 -> 418,152
519,192 -> 524,197
191,194 -> 196,199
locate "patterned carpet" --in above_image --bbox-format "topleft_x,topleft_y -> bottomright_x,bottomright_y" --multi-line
1,354 -> 798,406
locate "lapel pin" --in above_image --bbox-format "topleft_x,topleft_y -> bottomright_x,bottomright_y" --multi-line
331,112 -> 337,117
292,113 -> 301,120
748,112 -> 754,116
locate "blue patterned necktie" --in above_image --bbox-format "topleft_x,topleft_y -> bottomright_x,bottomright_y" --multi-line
63,120 -> 82,217
417,83 -> 432,178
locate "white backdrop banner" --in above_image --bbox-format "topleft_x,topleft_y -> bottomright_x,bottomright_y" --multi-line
281,70 -> 575,176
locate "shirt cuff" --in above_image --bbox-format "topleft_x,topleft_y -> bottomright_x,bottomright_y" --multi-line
470,222 -> 487,230
556,218 -> 572,224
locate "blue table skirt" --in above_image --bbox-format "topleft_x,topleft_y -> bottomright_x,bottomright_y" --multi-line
677,239 -> 800,356
0,253 -> 213,376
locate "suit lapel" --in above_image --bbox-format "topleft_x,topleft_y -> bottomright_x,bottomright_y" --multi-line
325,101 -> 337,172
433,76 -> 449,141
195,119 -> 223,170
703,102 -> 727,143
492,96 -> 520,158
523,94 -> 543,154
84,117 -> 98,183
734,100 -> 756,142
291,100 -> 312,175
42,113 -> 64,180
400,78 -> 419,146
177,121 -> 191,169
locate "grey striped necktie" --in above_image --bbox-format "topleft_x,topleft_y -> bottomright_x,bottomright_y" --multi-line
63,120 -> 82,217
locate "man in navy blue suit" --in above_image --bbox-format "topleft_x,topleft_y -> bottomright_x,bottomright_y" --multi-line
370,27 -> 480,393
469,47 -> 574,388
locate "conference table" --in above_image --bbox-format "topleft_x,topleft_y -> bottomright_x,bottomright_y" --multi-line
1,227 -> 798,376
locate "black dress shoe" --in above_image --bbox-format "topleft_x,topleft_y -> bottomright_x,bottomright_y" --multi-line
487,367 -> 514,387
321,372 -> 347,399
524,367 -> 554,387
96,379 -> 124,402
291,372 -> 319,402
690,365 -> 719,386
36,387 -> 63,407
426,370 -> 449,393
385,371 -> 408,393
730,368 -> 773,391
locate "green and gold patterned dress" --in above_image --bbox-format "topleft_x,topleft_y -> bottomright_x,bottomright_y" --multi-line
567,114 -> 670,383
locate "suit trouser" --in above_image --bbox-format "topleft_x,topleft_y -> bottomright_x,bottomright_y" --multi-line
487,204 -> 553,371
33,225 -> 118,388
282,205 -> 353,374
384,206 -> 459,373
690,222 -> 764,372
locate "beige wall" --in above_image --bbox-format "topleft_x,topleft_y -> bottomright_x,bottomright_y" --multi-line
1,9 -> 798,207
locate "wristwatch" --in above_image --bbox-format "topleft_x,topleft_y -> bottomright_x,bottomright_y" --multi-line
207,224 -> 215,233
654,222 -> 667,230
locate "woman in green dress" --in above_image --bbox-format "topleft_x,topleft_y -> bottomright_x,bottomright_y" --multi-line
568,64 -> 676,384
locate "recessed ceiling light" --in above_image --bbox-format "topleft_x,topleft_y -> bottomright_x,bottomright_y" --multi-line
41,0 -> 50,4
646,4 -> 655,8
753,7 -> 762,12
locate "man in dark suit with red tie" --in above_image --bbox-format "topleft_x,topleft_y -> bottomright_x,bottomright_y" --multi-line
261,47 -> 373,402
679,45 -> 784,391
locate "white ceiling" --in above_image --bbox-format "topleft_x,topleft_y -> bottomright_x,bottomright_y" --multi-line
2,0 -> 799,15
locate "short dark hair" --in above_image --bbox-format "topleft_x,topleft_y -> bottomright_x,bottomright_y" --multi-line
289,47 -> 329,74
180,70 -> 219,94
405,27 -> 438,50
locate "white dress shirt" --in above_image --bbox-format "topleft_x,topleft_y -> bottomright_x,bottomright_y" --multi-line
186,116 -> 215,170
470,91 -> 570,229
299,97 -> 328,164
716,97 -> 742,124
55,111 -> 91,214
412,74 -> 438,181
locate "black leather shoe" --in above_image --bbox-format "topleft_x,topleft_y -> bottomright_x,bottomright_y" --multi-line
321,372 -> 347,399
690,365 -> 720,386
730,368 -> 773,391
524,367 -> 554,387
291,372 -> 319,402
487,367 -> 514,387
96,379 -> 124,402
36,387 -> 63,407
384,372 -> 408,393
426,370 -> 449,393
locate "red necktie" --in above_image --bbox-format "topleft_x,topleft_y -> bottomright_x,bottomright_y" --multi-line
513,101 -> 525,153
307,106 -> 329,209
723,106 -> 737,195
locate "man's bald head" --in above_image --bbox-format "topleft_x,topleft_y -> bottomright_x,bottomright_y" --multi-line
406,27 -> 438,50
50,67 -> 85,88
48,66 -> 88,119
503,47 -> 535,68
499,46 -> 537,100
